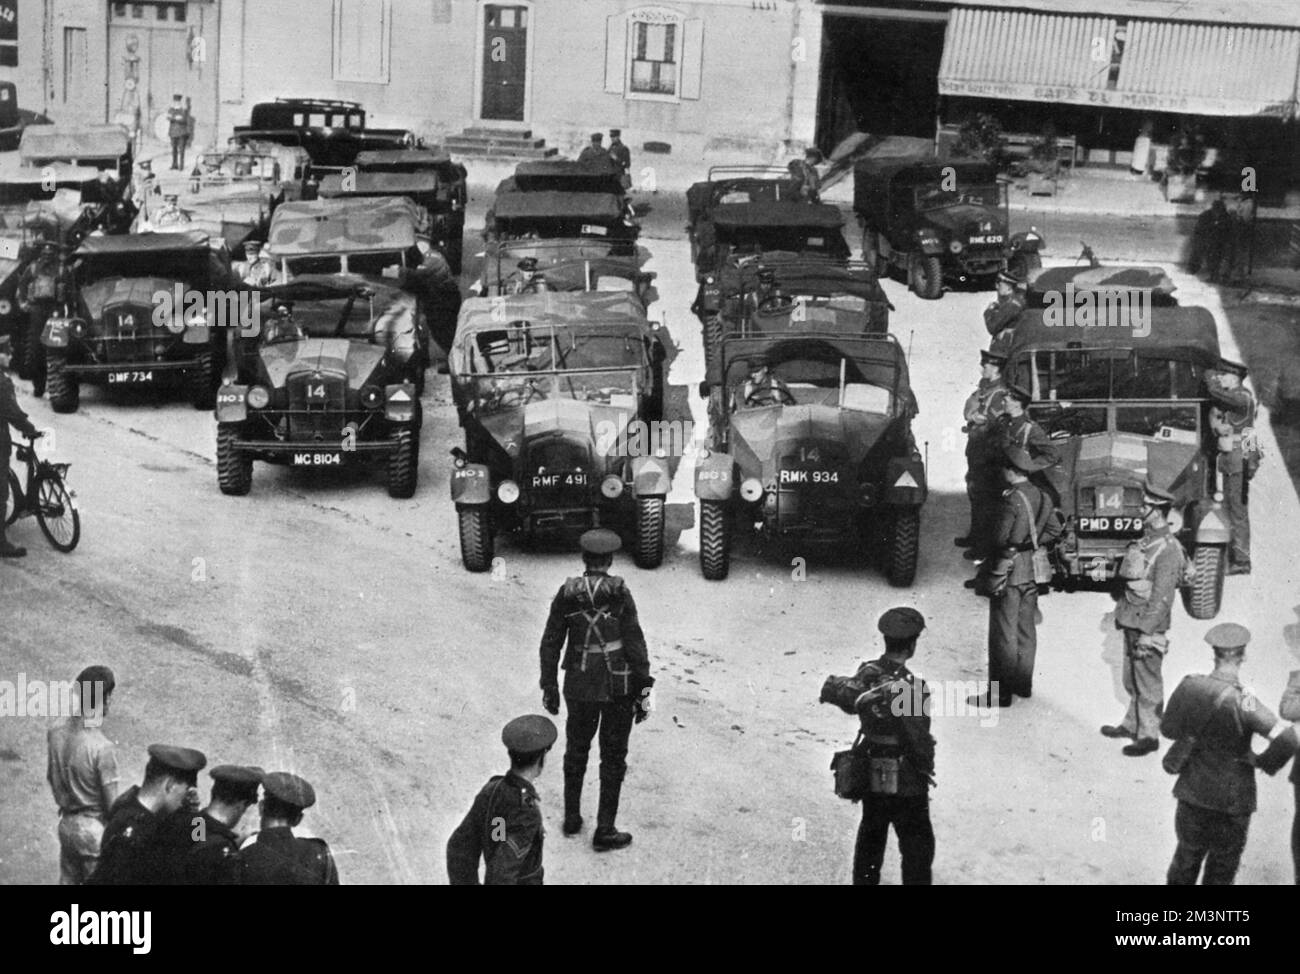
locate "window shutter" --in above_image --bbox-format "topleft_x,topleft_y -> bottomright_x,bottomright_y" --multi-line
680,18 -> 703,100
605,14 -> 627,94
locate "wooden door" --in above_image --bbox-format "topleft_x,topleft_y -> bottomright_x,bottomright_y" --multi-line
482,5 -> 528,122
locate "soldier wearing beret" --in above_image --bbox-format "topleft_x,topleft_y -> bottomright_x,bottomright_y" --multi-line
157,765 -> 263,884
578,132 -> 607,164
1162,624 -> 1291,884
972,444 -> 1061,706
447,714 -> 556,885
89,744 -> 207,885
540,528 -> 653,852
237,772 -> 338,885
984,267 -> 1027,355
957,349 -> 1010,558
820,608 -> 936,885
1206,359 -> 1258,575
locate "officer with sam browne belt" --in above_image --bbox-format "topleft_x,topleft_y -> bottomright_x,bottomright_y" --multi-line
1206,359 -> 1259,575
821,607 -> 936,885
540,529 -> 653,852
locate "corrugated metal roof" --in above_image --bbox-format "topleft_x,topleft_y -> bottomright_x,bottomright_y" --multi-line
938,5 -> 1300,116
857,0 -> 1300,30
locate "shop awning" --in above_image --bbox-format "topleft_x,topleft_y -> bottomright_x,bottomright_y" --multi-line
938,5 -> 1300,118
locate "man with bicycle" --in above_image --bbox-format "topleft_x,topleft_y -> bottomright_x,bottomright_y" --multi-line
0,334 -> 42,558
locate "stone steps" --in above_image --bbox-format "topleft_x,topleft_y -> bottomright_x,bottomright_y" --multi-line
444,126 -> 559,160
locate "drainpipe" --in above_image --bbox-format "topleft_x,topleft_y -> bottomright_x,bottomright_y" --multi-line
784,0 -> 801,152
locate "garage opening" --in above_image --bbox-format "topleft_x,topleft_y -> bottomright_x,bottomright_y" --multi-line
816,9 -> 947,152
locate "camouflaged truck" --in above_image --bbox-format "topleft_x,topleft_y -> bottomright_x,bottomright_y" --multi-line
42,231 -> 242,413
694,328 -> 925,583
264,196 -> 459,359
447,291 -> 668,572
349,148 -> 469,274
215,277 -> 423,498
1004,291 -> 1230,619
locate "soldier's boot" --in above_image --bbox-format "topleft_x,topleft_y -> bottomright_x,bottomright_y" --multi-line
0,528 -> 26,558
562,774 -> 584,836
592,778 -> 632,852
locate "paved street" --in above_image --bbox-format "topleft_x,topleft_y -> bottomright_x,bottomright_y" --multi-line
2,190 -> 1297,884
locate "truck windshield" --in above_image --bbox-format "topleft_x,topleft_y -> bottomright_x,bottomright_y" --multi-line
471,368 -> 638,412
1026,349 -> 1204,401
914,185 -> 999,210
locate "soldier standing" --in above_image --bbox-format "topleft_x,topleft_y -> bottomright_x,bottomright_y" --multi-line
577,132 -> 607,164
89,744 -> 207,885
1206,359 -> 1258,575
540,528 -> 654,851
1102,481 -> 1187,756
1280,670 -> 1300,883
0,335 -> 41,559
984,268 -> 1028,356
46,666 -> 120,884
18,241 -> 61,397
167,94 -> 191,171
608,129 -> 631,189
956,349 -> 1009,557
158,765 -> 263,885
821,608 -> 935,885
446,714 -> 556,885
1162,624 -> 1290,884
973,445 -> 1058,706
237,772 -> 338,885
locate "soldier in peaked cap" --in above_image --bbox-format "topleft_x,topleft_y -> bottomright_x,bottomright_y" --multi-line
608,129 -> 631,188
540,528 -> 653,852
578,131 -> 607,164
984,266 -> 1028,349
1163,623 -> 1291,884
152,191 -> 191,228
447,715 -> 557,885
237,772 -> 338,885
820,607 -> 936,884
1206,358 -> 1259,575
89,744 -> 206,885
157,764 -> 263,885
958,348 -> 1011,556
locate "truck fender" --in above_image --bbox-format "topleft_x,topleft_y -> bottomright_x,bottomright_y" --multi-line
182,323 -> 212,345
883,455 -> 928,506
694,450 -> 735,501
215,384 -> 248,423
41,316 -> 73,349
450,461 -> 492,504
631,455 -> 670,497
1194,505 -> 1231,546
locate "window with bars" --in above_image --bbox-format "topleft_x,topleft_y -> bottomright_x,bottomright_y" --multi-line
630,20 -> 677,95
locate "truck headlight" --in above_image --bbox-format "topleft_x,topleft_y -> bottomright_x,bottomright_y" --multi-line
601,475 -> 624,499
360,385 -> 383,409
950,240 -> 964,253
497,480 -> 520,504
740,477 -> 763,502
247,385 -> 270,409
0,299 -> 11,315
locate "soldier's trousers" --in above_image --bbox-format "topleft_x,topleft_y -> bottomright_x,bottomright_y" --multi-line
564,697 -> 635,795
1119,628 -> 1164,741
27,302 -> 51,393
853,794 -> 934,885
1167,800 -> 1250,885
1223,469 -> 1250,567
966,472 -> 1001,554
988,582 -> 1037,700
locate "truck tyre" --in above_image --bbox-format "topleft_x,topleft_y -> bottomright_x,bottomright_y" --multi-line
634,495 -> 665,569
46,354 -> 79,414
703,315 -> 722,383
189,349 -> 217,410
1186,544 -> 1225,620
216,425 -> 252,495
886,508 -> 920,587
386,427 -> 419,499
458,505 -> 493,572
910,255 -> 943,300
700,498 -> 730,580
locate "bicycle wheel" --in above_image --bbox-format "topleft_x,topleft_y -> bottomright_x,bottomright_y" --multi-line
4,469 -> 20,526
34,472 -> 80,552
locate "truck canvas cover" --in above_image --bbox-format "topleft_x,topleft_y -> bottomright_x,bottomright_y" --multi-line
267,197 -> 419,256
493,191 -> 624,222
19,124 -> 130,163
711,202 -> 844,230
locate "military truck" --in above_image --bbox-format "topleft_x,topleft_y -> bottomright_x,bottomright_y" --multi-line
447,291 -> 669,572
687,166 -> 804,263
349,148 -> 469,273
231,99 -> 415,172
215,277 -> 423,498
854,156 -> 1043,299
694,330 -> 925,584
41,231 -> 242,413
484,157 -> 639,255
1003,302 -> 1230,618
19,123 -> 135,187
481,238 -> 656,309
264,196 -> 459,356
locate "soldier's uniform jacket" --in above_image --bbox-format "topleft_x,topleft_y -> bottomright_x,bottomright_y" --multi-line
1280,672 -> 1300,785
577,145 -> 608,164
963,378 -> 1009,463
823,656 -> 935,796
540,570 -> 649,702
155,809 -> 242,885
88,789 -> 169,885
994,413 -> 1060,469
983,292 -> 1026,341
609,141 -> 631,174
1208,379 -> 1259,476
241,256 -> 277,288
1162,673 -> 1279,816
1,371 -> 39,456
1114,523 -> 1184,635
446,770 -> 545,886
20,253 -> 60,303
167,104 -> 190,140
991,480 -> 1055,585
237,826 -> 339,885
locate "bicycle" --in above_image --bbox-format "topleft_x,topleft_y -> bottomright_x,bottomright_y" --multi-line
4,434 -> 80,552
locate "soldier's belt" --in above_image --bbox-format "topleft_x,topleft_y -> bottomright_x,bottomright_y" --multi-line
578,639 -> 624,672
866,734 -> 899,746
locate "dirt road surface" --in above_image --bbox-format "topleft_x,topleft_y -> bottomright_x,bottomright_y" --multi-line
2,200 -> 1297,885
